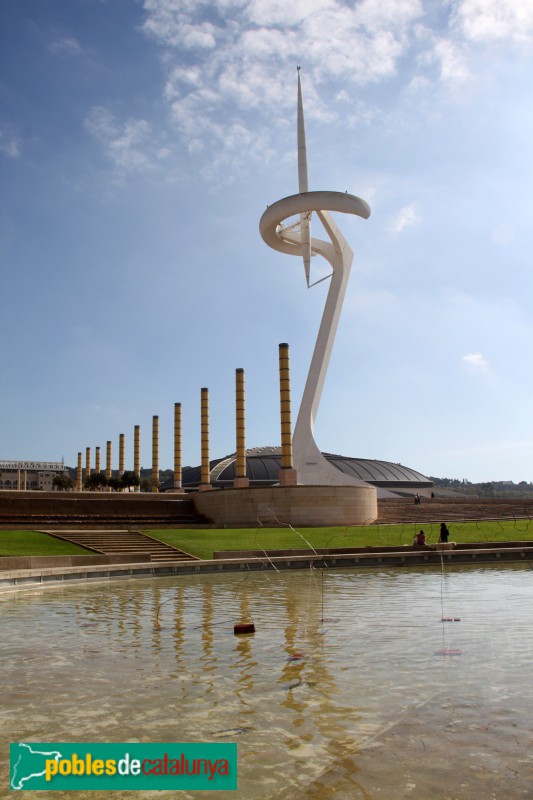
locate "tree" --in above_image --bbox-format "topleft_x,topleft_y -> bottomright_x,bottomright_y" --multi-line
85,472 -> 108,491
121,470 -> 140,491
53,472 -> 74,492
107,476 -> 121,492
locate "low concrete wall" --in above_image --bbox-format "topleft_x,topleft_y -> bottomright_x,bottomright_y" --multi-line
0,491 -> 189,515
0,554 -> 151,570
213,540 -> 533,559
193,484 -> 377,527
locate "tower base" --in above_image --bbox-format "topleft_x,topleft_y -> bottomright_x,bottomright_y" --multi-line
193,484 -> 377,527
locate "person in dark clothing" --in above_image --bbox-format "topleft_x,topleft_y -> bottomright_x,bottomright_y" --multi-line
439,523 -> 450,543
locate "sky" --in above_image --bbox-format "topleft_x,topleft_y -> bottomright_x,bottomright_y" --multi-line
1,0 -> 532,483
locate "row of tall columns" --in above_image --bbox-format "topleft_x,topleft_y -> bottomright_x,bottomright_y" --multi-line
197,345 -> 295,489
76,342 -> 297,492
79,417 -> 170,493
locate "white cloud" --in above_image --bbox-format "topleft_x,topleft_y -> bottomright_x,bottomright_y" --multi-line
451,0 -> 533,43
48,36 -> 85,58
85,0 -> 532,181
432,38 -> 469,82
0,130 -> 21,158
390,204 -> 421,233
139,0 -> 425,176
84,107 -> 170,175
462,352 -> 490,372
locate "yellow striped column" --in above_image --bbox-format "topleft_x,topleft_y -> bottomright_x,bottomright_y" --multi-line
278,343 -> 298,486
23,470 -> 27,491
151,415 -> 159,493
172,402 -> 185,492
105,440 -> 112,492
234,368 -> 249,488
118,433 -> 125,478
76,452 -> 83,492
85,447 -> 91,491
95,446 -> 101,475
199,388 -> 212,491
134,425 -> 141,492
17,468 -> 21,491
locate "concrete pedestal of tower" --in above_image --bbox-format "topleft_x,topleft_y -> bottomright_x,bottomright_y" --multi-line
233,477 -> 250,488
193,484 -> 377,527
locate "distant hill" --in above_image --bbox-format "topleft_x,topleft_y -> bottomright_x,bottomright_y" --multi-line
430,477 -> 533,499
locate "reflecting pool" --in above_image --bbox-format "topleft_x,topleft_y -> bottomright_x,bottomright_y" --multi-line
2,563 -> 533,799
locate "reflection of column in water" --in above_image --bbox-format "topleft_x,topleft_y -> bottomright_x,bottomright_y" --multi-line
172,587 -> 185,663
201,584 -> 213,657
116,591 -> 130,638
200,585 -> 216,699
234,583 -> 256,701
80,585 -> 110,622
280,578 -> 306,719
128,589 -> 143,650
151,585 -> 164,649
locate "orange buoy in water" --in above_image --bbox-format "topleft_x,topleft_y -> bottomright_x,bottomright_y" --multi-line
234,622 -> 255,635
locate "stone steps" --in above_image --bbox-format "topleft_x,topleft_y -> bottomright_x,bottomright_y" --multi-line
42,529 -> 197,562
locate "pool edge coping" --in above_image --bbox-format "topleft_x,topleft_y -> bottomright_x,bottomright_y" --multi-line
1,546 -> 532,594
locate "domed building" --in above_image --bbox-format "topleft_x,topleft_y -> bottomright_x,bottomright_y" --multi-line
161,446 -> 433,497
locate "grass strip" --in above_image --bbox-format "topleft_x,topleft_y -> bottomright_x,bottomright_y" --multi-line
1,519 -> 532,560
145,519 -> 533,560
0,531 -> 92,556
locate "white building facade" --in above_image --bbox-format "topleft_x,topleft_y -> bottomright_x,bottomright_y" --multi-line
0,461 -> 68,491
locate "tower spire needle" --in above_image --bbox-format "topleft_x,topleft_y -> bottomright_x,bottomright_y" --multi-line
297,68 -> 311,286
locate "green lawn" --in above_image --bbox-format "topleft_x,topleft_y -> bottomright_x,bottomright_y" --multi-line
1,519 -> 532,559
145,519 -> 533,560
0,531 -> 91,557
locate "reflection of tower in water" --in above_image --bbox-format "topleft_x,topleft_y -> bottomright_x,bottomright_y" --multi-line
279,570 -> 363,759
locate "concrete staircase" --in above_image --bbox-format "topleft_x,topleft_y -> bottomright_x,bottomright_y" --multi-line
378,497 -> 533,524
42,529 -> 197,562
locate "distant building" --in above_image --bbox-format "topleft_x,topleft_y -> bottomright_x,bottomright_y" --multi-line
0,461 -> 68,491
160,446 -> 433,498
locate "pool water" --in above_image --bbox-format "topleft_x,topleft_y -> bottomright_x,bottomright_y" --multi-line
2,563 -> 532,799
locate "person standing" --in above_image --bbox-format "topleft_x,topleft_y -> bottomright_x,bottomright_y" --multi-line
439,523 -> 450,543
